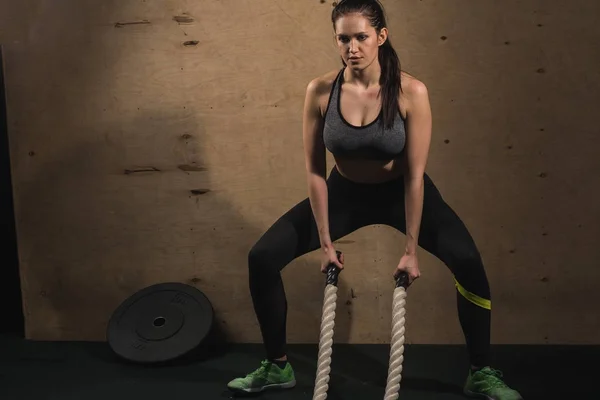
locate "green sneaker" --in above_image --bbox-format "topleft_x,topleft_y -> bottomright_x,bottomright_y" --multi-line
227,359 -> 296,394
464,367 -> 523,399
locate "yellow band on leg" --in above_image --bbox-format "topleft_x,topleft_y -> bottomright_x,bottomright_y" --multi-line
454,277 -> 491,310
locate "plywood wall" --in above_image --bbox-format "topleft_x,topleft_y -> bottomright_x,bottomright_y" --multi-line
2,0 -> 599,345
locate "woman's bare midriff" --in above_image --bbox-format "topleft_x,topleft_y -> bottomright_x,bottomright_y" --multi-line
333,156 -> 405,184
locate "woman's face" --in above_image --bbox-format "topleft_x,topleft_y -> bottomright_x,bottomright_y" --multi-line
334,13 -> 387,70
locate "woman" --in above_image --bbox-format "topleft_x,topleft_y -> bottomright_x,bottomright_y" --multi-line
227,1 -> 522,399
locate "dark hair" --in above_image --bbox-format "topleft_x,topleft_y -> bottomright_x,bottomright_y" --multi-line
331,0 -> 402,130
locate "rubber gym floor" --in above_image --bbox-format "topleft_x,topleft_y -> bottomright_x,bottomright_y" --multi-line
1,333 -> 596,400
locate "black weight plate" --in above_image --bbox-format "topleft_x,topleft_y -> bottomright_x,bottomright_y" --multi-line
107,282 -> 214,363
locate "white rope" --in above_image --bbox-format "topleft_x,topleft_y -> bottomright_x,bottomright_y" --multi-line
312,284 -> 338,400
311,254 -> 408,400
383,285 -> 407,400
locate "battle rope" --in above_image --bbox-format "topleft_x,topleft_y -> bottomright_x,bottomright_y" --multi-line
312,252 -> 410,400
312,251 -> 342,400
383,272 -> 409,400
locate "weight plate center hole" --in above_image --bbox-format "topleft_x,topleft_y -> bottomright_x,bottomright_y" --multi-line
153,317 -> 166,327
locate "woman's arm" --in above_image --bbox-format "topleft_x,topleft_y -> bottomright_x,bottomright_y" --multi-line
403,79 -> 433,255
302,78 -> 332,249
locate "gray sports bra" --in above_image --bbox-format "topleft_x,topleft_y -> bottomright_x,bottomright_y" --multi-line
322,68 -> 406,161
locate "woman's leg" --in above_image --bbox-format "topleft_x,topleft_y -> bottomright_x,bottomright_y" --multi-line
248,167 -> 373,360
247,197 -> 322,361
379,174 -> 522,399
378,173 -> 491,366
416,175 -> 492,368
228,198 -> 324,393
227,168 -> 375,393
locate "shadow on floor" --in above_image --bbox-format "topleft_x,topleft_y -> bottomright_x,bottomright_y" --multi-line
0,335 -> 595,400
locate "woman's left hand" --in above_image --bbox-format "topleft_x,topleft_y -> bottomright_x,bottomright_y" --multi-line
394,253 -> 421,285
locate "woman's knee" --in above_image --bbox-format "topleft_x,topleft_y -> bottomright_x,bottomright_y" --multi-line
247,231 -> 296,278
454,257 -> 490,300
455,243 -> 484,269
248,211 -> 312,278
248,243 -> 275,276
437,229 -> 482,266
438,234 -> 490,295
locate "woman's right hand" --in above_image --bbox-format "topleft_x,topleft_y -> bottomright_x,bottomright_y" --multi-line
320,244 -> 344,273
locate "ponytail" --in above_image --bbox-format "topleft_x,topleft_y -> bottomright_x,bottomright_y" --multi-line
378,38 -> 402,130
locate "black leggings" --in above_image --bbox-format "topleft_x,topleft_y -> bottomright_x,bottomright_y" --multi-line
248,166 -> 492,367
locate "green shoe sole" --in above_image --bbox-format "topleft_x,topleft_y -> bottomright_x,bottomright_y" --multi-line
463,388 -> 495,399
228,379 -> 296,394
463,388 -> 523,400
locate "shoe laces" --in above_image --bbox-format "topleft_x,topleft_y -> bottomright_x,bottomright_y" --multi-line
477,367 -> 508,389
247,360 -> 272,379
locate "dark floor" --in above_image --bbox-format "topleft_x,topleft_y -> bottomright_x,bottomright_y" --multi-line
0,334 -> 596,400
